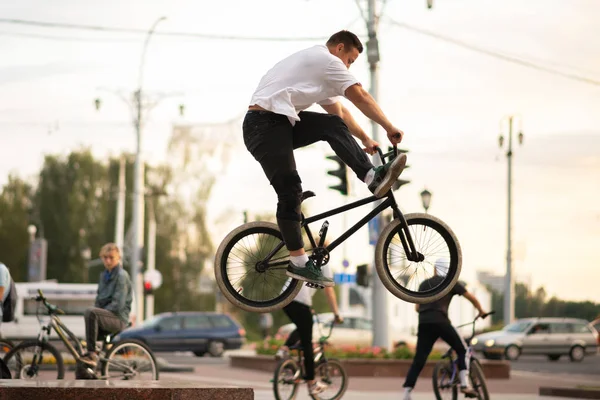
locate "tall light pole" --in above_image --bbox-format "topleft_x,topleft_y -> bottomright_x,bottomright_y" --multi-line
95,17 -> 167,324
498,115 -> 524,326
362,0 -> 389,349
130,16 -> 167,324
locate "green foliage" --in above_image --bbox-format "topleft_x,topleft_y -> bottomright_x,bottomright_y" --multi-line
0,175 -> 33,281
487,282 -> 600,326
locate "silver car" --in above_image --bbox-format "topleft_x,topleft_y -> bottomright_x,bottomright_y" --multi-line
471,317 -> 599,362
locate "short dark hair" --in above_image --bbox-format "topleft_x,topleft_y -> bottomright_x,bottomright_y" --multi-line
326,30 -> 363,53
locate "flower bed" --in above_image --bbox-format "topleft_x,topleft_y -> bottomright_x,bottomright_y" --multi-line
254,338 -> 442,360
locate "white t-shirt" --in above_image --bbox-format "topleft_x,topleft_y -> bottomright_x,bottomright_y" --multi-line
249,45 -> 360,125
0,263 -> 11,302
291,264 -> 333,307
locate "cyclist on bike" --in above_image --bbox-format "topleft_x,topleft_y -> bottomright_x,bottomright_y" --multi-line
402,259 -> 488,400
275,263 -> 343,396
244,30 -> 406,289
81,243 -> 133,368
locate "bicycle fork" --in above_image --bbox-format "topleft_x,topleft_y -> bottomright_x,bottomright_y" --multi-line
390,204 -> 423,263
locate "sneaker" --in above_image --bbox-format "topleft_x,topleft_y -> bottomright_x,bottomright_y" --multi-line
286,260 -> 334,287
80,352 -> 98,368
308,381 -> 328,395
460,386 -> 478,398
367,153 -> 407,198
275,348 -> 289,360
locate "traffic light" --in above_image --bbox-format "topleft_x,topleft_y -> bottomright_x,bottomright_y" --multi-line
326,155 -> 349,196
356,264 -> 370,287
388,147 -> 410,191
143,280 -> 153,295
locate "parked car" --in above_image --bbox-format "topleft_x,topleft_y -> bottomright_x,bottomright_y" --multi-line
114,311 -> 245,357
471,317 -> 599,362
591,318 -> 600,346
277,312 -> 417,350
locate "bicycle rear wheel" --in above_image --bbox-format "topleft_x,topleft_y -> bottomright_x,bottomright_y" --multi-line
214,221 -> 302,313
432,361 -> 458,400
273,358 -> 300,400
103,338 -> 158,380
375,213 -> 461,304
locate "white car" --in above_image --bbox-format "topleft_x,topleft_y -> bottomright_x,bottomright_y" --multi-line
472,317 -> 599,362
276,312 -> 417,350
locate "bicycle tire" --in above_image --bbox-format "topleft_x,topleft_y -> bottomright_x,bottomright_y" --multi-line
4,339 -> 64,379
214,221 -> 303,313
103,338 -> 159,380
470,358 -> 489,400
432,361 -> 458,400
375,213 -> 462,304
273,358 -> 300,400
312,358 -> 348,400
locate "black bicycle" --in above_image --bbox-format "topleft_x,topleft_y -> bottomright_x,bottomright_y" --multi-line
272,316 -> 348,400
215,147 -> 462,313
3,289 -> 158,380
432,311 -> 495,400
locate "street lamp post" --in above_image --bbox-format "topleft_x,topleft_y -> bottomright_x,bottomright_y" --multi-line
420,188 -> 432,213
130,16 -> 167,325
94,17 -> 167,323
498,115 -> 524,326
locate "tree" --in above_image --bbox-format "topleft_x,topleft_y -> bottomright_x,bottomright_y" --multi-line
0,175 -> 34,281
36,149 -> 111,283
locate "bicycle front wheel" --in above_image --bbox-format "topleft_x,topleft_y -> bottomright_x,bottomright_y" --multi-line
470,358 -> 489,400
375,213 -> 462,304
273,358 -> 300,400
4,339 -> 64,379
103,338 -> 158,380
432,361 -> 458,400
312,358 -> 348,400
215,221 -> 303,313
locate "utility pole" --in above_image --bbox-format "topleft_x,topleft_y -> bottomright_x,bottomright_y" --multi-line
115,154 -> 127,251
365,0 -> 389,349
498,116 -> 524,326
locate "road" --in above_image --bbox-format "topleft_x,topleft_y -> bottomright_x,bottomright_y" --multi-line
510,354 -> 600,376
156,351 -> 600,400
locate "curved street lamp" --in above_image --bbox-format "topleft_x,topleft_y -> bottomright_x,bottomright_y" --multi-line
420,188 -> 432,213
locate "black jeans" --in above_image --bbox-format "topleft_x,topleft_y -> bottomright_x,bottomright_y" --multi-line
242,110 -> 373,251
403,321 -> 469,388
84,307 -> 126,353
282,301 -> 315,380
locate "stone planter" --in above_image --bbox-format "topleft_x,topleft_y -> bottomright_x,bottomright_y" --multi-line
230,355 -> 510,379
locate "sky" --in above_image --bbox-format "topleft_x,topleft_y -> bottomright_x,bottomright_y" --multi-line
0,0 -> 599,303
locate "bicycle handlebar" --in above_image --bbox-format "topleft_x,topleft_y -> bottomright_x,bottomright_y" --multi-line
33,289 -> 65,315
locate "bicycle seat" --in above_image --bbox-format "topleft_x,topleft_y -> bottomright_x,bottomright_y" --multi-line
301,191 -> 315,203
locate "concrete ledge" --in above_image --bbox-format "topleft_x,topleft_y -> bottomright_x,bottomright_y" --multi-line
539,387 -> 600,399
230,355 -> 510,379
0,380 -> 254,400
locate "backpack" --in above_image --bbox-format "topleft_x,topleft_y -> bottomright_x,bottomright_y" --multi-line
2,278 -> 17,322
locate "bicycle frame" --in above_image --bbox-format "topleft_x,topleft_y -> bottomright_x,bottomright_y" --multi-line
35,313 -> 84,361
440,312 -> 495,385
260,149 -> 421,270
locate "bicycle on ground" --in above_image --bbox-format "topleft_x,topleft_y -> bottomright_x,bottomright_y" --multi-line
215,146 -> 463,313
3,289 -> 158,380
273,314 -> 348,400
432,311 -> 496,400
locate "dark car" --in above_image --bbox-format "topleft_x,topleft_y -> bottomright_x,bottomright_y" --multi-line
114,311 -> 245,357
